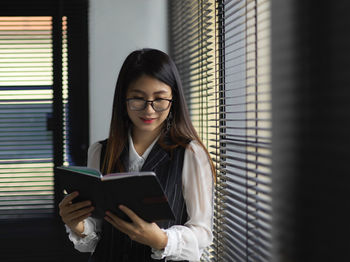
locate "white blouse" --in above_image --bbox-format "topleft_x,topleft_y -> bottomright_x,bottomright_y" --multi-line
66,135 -> 214,262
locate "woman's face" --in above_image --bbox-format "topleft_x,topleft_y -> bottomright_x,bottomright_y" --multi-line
126,75 -> 172,136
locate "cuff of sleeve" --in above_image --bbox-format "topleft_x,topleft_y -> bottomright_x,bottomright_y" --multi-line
151,228 -> 182,260
82,218 -> 95,235
65,220 -> 99,252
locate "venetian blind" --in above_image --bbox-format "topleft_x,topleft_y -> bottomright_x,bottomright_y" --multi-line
0,16 -> 57,219
169,0 -> 218,260
169,0 -> 272,261
216,0 -> 272,261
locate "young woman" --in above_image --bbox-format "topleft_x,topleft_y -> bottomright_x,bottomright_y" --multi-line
59,48 -> 214,262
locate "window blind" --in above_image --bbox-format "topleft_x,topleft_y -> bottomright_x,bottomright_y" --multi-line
216,1 -> 271,261
169,0 -> 271,261
0,16 -> 55,219
169,0 -> 217,147
168,0 -> 217,260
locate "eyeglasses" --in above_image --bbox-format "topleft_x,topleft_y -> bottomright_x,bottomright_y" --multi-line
126,98 -> 173,112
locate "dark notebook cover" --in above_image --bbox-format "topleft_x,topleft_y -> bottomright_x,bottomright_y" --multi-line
56,166 -> 175,222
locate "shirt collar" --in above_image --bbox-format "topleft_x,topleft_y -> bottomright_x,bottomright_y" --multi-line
128,131 -> 160,166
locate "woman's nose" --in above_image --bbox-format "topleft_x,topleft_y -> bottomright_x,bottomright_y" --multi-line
144,101 -> 156,113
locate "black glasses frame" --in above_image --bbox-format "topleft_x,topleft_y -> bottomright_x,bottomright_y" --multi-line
126,98 -> 173,112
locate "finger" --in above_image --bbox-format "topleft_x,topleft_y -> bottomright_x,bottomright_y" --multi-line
64,206 -> 94,222
104,215 -> 130,235
105,211 -> 125,225
66,211 -> 93,229
67,200 -> 92,213
70,206 -> 94,219
59,191 -> 79,207
119,205 -> 143,224
60,200 -> 92,217
104,215 -> 118,228
105,211 -> 135,233
70,211 -> 93,225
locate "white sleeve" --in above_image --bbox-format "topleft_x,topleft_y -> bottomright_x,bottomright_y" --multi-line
151,141 -> 214,261
65,217 -> 102,252
65,141 -> 103,253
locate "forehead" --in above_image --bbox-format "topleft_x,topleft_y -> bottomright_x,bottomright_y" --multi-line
127,75 -> 172,95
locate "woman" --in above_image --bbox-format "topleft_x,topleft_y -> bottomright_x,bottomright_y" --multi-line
59,48 -> 214,262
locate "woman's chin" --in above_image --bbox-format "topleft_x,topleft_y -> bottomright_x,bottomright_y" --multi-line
134,124 -> 162,134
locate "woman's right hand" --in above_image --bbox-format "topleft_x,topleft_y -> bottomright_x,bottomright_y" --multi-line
58,191 -> 94,237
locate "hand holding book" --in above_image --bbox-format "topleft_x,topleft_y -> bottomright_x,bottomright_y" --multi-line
105,205 -> 168,250
58,191 -> 94,236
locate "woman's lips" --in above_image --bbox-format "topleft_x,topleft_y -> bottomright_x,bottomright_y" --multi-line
140,117 -> 156,124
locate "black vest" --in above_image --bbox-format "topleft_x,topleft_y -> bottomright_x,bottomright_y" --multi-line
89,139 -> 189,262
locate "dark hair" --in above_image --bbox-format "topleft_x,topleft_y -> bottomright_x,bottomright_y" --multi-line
102,48 -> 215,178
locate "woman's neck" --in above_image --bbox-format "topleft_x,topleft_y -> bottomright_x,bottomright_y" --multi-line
131,128 -> 161,156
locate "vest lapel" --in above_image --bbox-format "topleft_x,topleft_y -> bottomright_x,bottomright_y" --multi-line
141,143 -> 169,172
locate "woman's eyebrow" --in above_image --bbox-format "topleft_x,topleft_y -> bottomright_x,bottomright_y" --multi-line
153,90 -> 169,95
129,89 -> 170,95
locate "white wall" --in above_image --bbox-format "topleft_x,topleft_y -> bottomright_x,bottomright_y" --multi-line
89,0 -> 168,144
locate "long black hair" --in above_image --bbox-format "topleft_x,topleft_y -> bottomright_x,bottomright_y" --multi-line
102,48 -> 215,177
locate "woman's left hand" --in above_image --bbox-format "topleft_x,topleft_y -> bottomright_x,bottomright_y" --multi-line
104,205 -> 168,250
